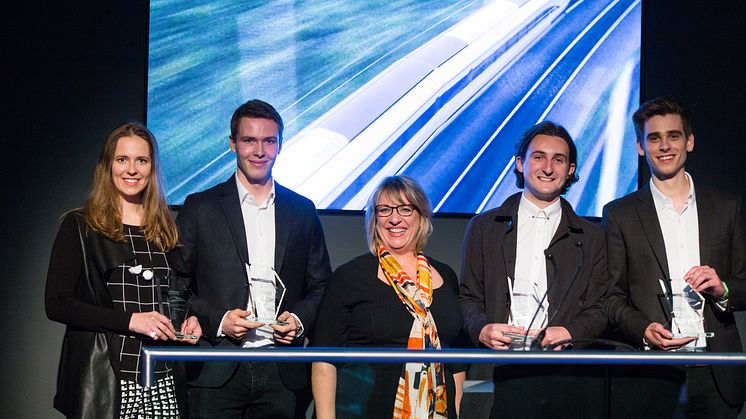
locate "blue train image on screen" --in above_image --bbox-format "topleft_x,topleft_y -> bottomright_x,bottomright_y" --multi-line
274,0 -> 571,210
150,0 -> 640,215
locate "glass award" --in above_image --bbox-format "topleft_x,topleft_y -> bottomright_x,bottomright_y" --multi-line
665,278 -> 711,350
165,274 -> 198,340
245,263 -> 288,326
507,276 -> 544,350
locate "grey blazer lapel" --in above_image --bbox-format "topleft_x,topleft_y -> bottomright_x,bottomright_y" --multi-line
546,203 -> 575,290
274,185 -> 291,273
695,187 -> 714,265
498,214 -> 517,322
501,216 -> 517,282
218,180 -> 250,266
636,187 -> 670,280
495,196 -> 519,284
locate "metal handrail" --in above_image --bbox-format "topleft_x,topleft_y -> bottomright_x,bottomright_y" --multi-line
140,347 -> 746,387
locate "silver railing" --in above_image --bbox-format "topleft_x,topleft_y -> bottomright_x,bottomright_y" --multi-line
140,347 -> 746,387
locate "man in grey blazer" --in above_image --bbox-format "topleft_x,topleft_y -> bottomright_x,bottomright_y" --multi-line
603,97 -> 745,418
177,99 -> 332,418
460,121 -> 608,418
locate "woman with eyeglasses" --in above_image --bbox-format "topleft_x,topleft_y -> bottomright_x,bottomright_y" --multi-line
45,122 -> 202,418
312,176 -> 466,419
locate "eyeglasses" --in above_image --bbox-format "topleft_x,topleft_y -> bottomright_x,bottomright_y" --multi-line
375,204 -> 417,217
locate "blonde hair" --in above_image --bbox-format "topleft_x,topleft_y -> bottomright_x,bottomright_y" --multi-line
83,121 -> 179,251
364,176 -> 433,254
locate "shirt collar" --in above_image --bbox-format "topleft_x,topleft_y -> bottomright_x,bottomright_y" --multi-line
518,193 -> 562,221
235,173 -> 276,207
649,172 -> 696,210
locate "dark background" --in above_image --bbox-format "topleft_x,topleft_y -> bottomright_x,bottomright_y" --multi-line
5,1 -> 745,417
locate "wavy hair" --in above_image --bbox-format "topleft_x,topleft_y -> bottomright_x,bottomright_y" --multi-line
83,121 -> 179,251
513,121 -> 579,194
632,96 -> 693,141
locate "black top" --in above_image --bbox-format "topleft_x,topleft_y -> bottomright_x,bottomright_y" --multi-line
460,193 -> 609,346
46,217 -> 173,381
312,253 -> 466,418
45,214 -> 132,332
313,253 -> 464,348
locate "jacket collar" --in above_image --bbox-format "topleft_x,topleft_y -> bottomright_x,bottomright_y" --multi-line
635,184 -> 670,279
492,192 -> 584,236
551,196 -> 585,247
636,180 -> 716,275
490,192 -> 585,282
216,177 -> 250,267
214,176 -> 291,273
694,185 -> 715,266
274,184 -> 292,272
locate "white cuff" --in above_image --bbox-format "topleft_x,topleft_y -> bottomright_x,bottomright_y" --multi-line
217,311 -> 230,338
714,298 -> 728,311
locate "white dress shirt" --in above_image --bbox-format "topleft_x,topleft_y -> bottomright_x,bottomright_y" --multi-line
510,194 -> 562,329
650,173 -> 700,281
238,175 -> 277,347
239,176 -> 276,275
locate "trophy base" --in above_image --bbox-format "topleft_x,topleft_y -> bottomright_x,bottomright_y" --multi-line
502,331 -> 535,347
174,332 -> 199,340
246,316 -> 289,326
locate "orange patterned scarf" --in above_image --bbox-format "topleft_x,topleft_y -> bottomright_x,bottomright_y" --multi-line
378,245 -> 447,419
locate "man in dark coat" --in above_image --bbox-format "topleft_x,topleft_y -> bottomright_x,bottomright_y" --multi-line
459,121 -> 608,418
177,99 -> 332,418
603,97 -> 745,418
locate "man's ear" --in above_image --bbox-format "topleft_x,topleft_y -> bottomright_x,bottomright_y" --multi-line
515,156 -> 524,174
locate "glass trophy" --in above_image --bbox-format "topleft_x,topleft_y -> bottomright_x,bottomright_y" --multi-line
506,292 -> 540,350
245,263 -> 289,326
506,276 -> 544,350
165,274 -> 199,340
665,278 -> 712,350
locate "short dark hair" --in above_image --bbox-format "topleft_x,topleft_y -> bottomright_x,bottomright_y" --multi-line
230,99 -> 284,144
632,97 -> 693,142
513,121 -> 579,194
